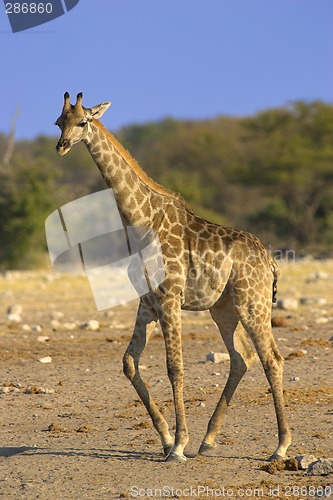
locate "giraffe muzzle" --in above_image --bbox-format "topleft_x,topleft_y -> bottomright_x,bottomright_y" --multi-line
56,138 -> 70,156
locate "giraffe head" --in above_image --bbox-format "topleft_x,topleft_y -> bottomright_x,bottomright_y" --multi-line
55,92 -> 111,156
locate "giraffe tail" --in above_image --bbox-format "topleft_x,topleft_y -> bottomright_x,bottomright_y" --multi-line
271,259 -> 280,304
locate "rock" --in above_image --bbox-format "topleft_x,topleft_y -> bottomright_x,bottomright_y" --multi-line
306,271 -> 329,283
296,454 -> 318,470
316,271 -> 329,280
272,317 -> 289,328
308,458 -> 333,476
0,386 -> 11,394
277,298 -> 298,311
37,336 -> 50,343
289,376 -> 300,382
80,320 -> 100,331
31,325 -> 43,333
63,322 -> 77,331
197,402 -> 206,408
38,356 -> 52,364
7,313 -> 22,323
300,297 -> 327,306
0,385 -> 20,394
24,386 -> 55,394
50,320 -> 60,329
21,324 -> 31,331
315,317 -> 329,324
206,352 -> 230,363
6,303 -> 23,322
7,304 -> 23,315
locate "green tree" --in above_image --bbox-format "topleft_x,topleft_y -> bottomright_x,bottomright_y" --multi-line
238,101 -> 333,248
0,156 -> 62,269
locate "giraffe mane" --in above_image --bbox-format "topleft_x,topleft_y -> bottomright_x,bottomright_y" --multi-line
92,119 -> 194,213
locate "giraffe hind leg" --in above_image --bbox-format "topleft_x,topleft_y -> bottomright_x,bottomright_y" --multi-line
233,284 -> 292,460
199,292 -> 256,454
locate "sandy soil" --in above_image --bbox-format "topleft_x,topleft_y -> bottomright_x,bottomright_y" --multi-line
0,259 -> 332,499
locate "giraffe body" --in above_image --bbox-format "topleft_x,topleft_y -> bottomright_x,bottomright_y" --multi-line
55,93 -> 291,462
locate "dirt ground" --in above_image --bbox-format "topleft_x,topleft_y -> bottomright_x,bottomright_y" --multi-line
0,259 -> 332,499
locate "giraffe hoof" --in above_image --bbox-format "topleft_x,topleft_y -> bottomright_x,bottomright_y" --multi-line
163,444 -> 174,457
198,442 -> 217,455
166,452 -> 187,463
269,453 -> 285,462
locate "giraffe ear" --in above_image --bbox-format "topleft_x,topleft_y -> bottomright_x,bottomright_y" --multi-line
87,102 -> 111,120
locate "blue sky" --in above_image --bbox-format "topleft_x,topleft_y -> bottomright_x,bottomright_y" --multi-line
1,0 -> 332,139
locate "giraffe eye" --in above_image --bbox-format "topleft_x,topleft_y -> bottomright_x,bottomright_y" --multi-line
78,121 -> 87,128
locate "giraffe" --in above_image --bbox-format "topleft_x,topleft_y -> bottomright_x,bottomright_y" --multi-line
55,92 -> 291,463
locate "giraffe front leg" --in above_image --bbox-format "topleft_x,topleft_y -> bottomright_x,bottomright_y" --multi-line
159,300 -> 189,463
123,301 -> 173,456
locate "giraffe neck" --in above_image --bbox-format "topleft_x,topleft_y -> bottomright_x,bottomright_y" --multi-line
84,119 -> 192,226
83,119 -> 186,227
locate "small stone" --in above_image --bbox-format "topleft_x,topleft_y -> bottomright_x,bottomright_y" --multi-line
50,311 -> 64,320
37,336 -> 50,343
300,297 -> 327,306
277,298 -> 298,311
206,352 -> 230,363
50,320 -> 60,329
80,320 -> 100,331
63,322 -> 77,331
308,458 -> 333,476
25,386 -> 55,394
316,271 -> 329,280
197,402 -> 206,408
272,317 -> 289,328
7,304 -> 23,315
289,376 -> 300,382
31,325 -> 43,333
315,317 -> 329,324
7,313 -> 22,323
22,324 -> 31,331
0,386 -> 11,394
306,271 -> 329,283
296,454 -> 318,470
38,356 -> 52,364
